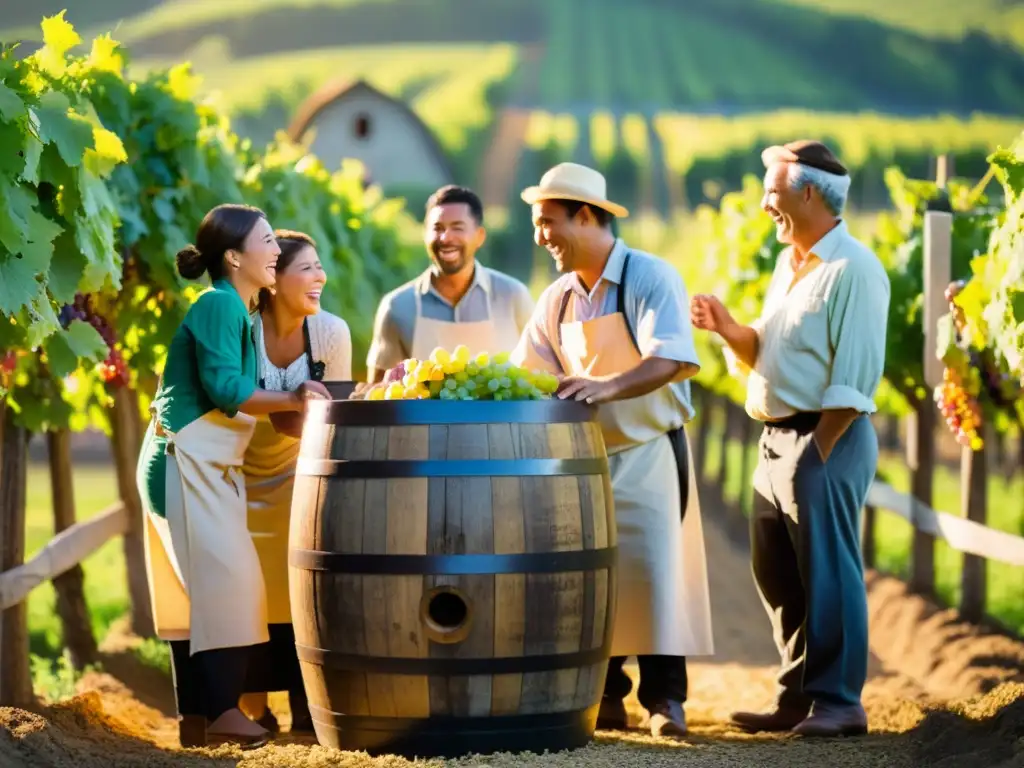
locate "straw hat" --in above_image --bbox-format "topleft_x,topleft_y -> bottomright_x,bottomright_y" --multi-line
520,162 -> 629,218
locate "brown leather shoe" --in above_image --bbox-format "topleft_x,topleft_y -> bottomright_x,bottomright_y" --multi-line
791,703 -> 868,737
596,697 -> 628,730
178,715 -> 207,748
730,705 -> 810,733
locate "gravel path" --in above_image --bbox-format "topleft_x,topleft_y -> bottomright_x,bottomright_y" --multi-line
2,513 -> 1022,768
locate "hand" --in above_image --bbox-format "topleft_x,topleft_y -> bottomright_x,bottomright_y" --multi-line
690,294 -> 734,334
292,380 -> 331,409
556,375 -> 620,405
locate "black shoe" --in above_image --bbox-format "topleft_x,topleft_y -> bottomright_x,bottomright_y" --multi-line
596,697 -> 628,730
791,702 -> 868,737
730,704 -> 810,733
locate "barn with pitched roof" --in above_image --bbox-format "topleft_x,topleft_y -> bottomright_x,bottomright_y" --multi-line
287,78 -> 454,193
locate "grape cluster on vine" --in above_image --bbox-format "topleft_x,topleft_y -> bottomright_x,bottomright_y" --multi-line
62,294 -> 130,388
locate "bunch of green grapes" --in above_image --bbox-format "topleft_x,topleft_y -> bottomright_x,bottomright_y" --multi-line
368,345 -> 560,401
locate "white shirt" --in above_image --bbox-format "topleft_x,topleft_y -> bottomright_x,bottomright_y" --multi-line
253,311 -> 352,392
511,238 -> 701,421
736,220 -> 890,421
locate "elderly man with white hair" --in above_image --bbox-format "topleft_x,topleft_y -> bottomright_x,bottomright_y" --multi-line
691,140 -> 890,737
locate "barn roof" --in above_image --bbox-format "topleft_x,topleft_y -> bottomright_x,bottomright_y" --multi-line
286,78 -> 455,182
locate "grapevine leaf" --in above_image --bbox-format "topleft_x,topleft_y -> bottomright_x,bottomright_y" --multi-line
167,63 -> 201,103
85,33 -> 123,76
75,211 -> 121,293
83,126 -> 127,177
47,229 -> 86,303
0,252 -> 42,314
0,120 -> 26,177
0,82 -> 25,122
34,92 -> 95,168
1011,292 -> 1024,325
21,208 -> 63,270
0,177 -> 35,253
44,320 -> 108,378
21,135 -> 43,184
935,313 -> 957,362
25,287 -> 60,349
40,11 -> 82,59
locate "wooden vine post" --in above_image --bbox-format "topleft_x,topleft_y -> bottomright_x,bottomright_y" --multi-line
48,429 -> 98,667
910,154 -> 952,596
110,386 -> 154,638
0,404 -> 33,708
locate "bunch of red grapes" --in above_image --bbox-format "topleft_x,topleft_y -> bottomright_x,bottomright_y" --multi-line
934,280 -> 983,449
59,295 -> 129,388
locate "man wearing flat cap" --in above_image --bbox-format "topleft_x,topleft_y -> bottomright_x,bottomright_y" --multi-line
510,162 -> 714,738
691,140 -> 890,737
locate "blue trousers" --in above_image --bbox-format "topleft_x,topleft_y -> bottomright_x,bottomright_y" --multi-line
750,413 -> 877,709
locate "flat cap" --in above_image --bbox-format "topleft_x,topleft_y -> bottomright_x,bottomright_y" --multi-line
761,139 -> 848,176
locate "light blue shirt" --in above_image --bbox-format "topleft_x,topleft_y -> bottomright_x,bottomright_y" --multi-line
736,219 -> 891,420
511,238 -> 701,421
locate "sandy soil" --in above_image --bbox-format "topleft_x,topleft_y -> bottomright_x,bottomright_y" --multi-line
2,515 -> 1022,768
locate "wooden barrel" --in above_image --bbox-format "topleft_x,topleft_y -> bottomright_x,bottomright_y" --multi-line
288,398 -> 617,758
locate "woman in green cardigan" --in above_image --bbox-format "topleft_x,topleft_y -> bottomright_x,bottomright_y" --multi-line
136,204 -> 329,749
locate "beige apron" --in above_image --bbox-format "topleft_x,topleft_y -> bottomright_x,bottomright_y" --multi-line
558,308 -> 714,657
143,409 -> 270,655
410,288 -> 524,359
241,420 -> 299,625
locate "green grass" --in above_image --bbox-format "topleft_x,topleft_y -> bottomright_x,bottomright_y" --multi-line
10,0 -> 1022,116
695,409 -> 1024,636
776,0 -> 1024,49
25,462 -> 127,660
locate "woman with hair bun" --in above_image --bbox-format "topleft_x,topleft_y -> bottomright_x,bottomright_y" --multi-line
236,229 -> 352,734
136,204 -> 330,749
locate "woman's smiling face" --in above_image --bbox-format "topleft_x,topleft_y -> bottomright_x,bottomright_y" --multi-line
272,243 -> 327,316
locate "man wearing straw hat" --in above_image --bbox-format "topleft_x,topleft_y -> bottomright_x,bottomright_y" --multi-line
510,162 -> 714,738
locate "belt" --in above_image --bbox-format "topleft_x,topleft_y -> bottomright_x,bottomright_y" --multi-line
763,411 -> 822,433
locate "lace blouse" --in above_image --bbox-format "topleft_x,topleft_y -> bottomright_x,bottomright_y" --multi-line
252,310 -> 353,393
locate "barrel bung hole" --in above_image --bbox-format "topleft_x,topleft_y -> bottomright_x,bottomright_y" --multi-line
421,587 -> 472,643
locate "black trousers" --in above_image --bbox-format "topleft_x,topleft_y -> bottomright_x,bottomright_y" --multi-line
169,623 -> 309,723
603,655 -> 688,710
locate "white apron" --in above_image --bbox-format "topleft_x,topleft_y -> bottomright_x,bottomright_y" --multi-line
410,288 -> 523,359
142,409 -> 270,655
557,308 -> 714,658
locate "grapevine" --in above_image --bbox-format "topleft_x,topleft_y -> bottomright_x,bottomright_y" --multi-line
933,131 -> 1024,443
0,13 -> 128,431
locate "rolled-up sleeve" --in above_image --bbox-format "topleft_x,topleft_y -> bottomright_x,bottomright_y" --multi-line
633,262 -> 701,381
822,258 -> 890,413
366,294 -> 406,372
188,293 -> 257,416
510,285 -> 562,374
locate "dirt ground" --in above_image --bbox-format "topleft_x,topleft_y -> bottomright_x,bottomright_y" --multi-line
2,515 -> 1023,768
